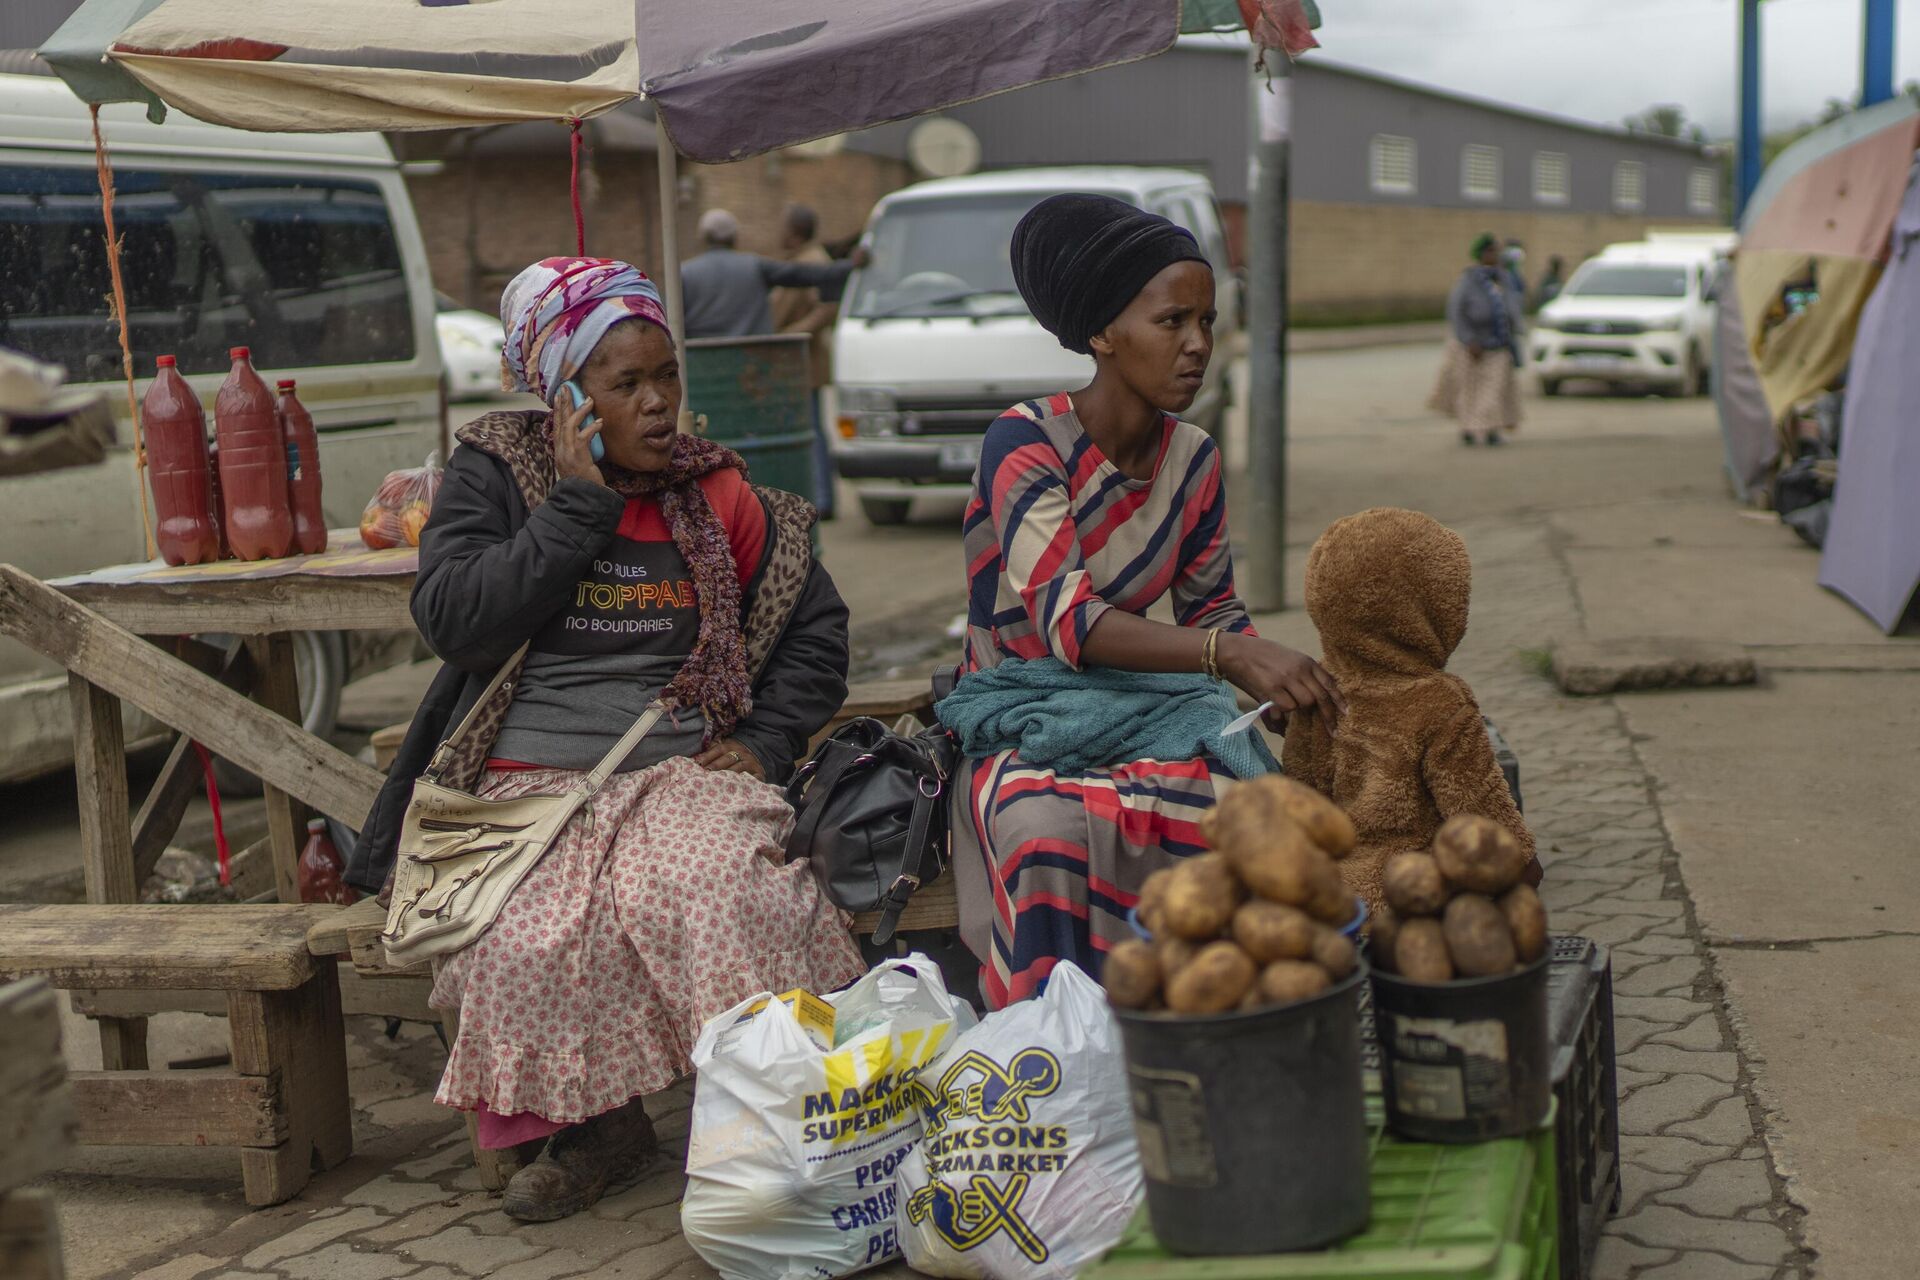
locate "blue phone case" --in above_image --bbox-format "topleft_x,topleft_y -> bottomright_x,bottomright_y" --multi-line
561,379 -> 605,461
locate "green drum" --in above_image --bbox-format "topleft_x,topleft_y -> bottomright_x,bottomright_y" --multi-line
683,334 -> 818,505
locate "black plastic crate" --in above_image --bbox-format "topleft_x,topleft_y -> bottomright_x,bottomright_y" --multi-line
1355,935 -> 1620,1279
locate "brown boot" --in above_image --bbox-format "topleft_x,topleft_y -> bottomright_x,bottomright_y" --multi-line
502,1098 -> 659,1222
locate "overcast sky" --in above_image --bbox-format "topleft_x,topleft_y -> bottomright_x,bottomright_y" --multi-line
1293,0 -> 1919,137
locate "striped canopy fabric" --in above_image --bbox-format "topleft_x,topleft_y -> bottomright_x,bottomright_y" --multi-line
45,0 -> 1194,162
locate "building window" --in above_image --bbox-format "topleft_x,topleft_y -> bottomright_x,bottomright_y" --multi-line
1532,151 -> 1569,205
1613,161 -> 1646,211
1369,134 -> 1416,196
1688,167 -> 1718,215
1461,144 -> 1501,200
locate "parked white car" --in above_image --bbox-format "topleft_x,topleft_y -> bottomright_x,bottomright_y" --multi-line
1530,243 -> 1724,397
830,167 -> 1241,525
436,293 -> 507,401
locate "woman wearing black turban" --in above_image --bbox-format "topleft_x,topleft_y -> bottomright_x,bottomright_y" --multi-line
945,193 -> 1345,1008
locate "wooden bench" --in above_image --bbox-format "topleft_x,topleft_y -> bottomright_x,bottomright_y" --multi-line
1,978 -> 76,1280
0,904 -> 353,1207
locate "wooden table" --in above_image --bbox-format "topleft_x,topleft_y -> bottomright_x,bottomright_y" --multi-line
0,539 -> 415,1067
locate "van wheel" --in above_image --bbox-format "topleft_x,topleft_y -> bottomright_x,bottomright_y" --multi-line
860,496 -> 913,526
1538,378 -> 1562,397
212,630 -> 346,798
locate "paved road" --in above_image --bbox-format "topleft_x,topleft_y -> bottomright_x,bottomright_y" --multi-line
15,343 -> 1918,1279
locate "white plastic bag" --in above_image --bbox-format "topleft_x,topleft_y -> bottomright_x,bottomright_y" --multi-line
681,956 -> 976,1280
897,962 -> 1143,1280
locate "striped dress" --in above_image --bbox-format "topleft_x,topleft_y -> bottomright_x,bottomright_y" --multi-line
953,394 -> 1256,1008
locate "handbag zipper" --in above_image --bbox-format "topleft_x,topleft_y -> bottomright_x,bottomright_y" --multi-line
417,817 -> 535,834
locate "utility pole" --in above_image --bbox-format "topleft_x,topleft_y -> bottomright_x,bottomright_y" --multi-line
1861,0 -> 1896,106
1241,51 -> 1290,612
1735,0 -> 1762,223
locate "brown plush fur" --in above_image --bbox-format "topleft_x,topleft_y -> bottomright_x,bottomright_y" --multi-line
1281,508 -> 1537,913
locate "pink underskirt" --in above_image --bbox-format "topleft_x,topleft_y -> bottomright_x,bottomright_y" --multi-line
474,1103 -> 566,1151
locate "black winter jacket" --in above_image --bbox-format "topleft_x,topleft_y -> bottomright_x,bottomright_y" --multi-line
347,445 -> 849,893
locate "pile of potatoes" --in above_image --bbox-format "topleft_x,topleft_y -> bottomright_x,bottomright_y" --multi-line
1104,775 -> 1363,1016
1372,814 -> 1548,983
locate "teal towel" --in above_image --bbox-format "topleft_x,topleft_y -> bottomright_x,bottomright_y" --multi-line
936,657 -> 1280,780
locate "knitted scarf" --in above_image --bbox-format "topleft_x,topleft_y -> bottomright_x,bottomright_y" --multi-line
456,411 -> 754,741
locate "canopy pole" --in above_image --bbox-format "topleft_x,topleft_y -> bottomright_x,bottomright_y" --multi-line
654,114 -> 694,430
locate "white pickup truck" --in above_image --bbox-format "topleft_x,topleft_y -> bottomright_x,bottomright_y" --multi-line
1530,239 -> 1729,397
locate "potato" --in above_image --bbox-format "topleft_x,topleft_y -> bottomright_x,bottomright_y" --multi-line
1432,814 -> 1528,896
1199,777 -> 1290,854
1369,903 -> 1402,969
1238,986 -> 1268,1012
1394,917 -> 1456,983
1154,935 -> 1198,983
1258,959 -> 1332,1004
1232,899 -> 1319,964
1442,894 -> 1517,977
1269,777 -> 1357,856
1102,939 -> 1161,1009
1498,883 -> 1549,963
1304,867 -> 1356,926
1159,858 -> 1241,940
1382,851 -> 1451,917
1311,928 -> 1358,980
1225,823 -> 1332,906
1166,941 -> 1258,1014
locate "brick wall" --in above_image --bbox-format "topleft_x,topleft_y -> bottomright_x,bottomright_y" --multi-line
1288,202 -> 1720,323
405,144 -> 911,312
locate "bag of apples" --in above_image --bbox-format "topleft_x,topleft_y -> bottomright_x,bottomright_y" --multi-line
359,453 -> 442,549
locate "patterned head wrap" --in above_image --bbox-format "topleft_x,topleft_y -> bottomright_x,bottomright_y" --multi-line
1011,193 -> 1209,355
498,257 -> 669,402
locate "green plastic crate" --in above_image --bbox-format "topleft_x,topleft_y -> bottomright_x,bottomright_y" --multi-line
683,334 -> 818,504
1085,1101 -> 1558,1280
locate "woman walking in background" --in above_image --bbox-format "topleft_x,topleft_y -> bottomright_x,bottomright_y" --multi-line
1429,233 -> 1524,445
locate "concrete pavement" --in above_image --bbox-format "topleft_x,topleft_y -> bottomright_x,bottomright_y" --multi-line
14,343 -> 1916,1279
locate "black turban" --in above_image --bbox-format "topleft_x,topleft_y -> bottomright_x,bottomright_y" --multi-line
1011,193 -> 1210,355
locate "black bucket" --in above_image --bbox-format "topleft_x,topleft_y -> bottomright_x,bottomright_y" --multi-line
1115,966 -> 1371,1256
1370,953 -> 1552,1143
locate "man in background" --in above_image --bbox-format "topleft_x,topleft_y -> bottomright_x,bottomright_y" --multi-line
769,204 -> 841,519
680,208 -> 859,339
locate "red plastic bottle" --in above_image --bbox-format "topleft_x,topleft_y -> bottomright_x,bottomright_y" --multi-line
141,355 -> 222,566
214,346 -> 293,560
296,818 -> 356,905
276,379 -> 327,555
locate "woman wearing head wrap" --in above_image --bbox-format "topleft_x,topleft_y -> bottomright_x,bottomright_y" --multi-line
353,257 -> 864,1221
949,195 -> 1346,1008
1429,232 -> 1525,444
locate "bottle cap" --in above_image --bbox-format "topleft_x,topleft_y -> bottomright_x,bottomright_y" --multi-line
307,818 -> 328,834
229,346 -> 250,360
155,354 -> 176,368
277,379 -> 296,391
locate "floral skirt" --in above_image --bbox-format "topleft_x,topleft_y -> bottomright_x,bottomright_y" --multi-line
1429,338 -> 1522,436
430,756 -> 867,1124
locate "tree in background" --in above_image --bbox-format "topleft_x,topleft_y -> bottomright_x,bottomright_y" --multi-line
1624,103 -> 1709,144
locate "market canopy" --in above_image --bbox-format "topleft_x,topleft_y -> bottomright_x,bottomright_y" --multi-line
43,0 -> 1316,157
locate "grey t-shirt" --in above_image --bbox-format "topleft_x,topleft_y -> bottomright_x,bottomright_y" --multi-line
490,492 -> 741,772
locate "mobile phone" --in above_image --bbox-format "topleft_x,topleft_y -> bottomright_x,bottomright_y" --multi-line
559,379 -> 605,462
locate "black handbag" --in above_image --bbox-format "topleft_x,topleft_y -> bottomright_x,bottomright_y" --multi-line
784,716 -> 961,947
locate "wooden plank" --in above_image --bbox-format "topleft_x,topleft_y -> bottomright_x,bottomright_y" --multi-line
349,929 -> 430,980
130,734 -> 201,887
306,897 -> 384,958
227,967 -> 352,1206
253,634 -> 308,905
808,677 -> 937,753
850,873 -> 960,936
69,1070 -> 286,1147
67,675 -> 135,905
0,567 -> 383,825
0,981 -> 75,1196
56,574 -> 414,636
0,1188 -> 68,1280
0,905 -> 329,991
72,967 -> 438,1024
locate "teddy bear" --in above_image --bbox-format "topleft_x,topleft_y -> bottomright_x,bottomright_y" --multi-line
1281,506 -> 1538,913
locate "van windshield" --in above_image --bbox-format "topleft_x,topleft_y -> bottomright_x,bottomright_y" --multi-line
851,191 -> 1130,320
1566,264 -> 1689,299
0,165 -> 414,381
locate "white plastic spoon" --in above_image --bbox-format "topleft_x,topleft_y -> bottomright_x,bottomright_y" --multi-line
1222,700 -> 1274,736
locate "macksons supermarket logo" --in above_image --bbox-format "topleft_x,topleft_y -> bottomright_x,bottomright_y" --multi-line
905,1048 -> 1066,1265
797,1024 -> 953,1146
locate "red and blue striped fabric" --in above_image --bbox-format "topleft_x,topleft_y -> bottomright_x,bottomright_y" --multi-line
951,395 -> 1257,1008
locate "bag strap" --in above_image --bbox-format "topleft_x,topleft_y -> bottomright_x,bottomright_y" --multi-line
582,701 -> 668,794
782,732 -> 875,865
869,774 -> 943,948
422,642 -> 530,783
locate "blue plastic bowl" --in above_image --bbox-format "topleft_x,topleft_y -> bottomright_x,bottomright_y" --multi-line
1127,896 -> 1367,942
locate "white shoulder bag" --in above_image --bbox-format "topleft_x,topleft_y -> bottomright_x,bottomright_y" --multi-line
380,646 -> 665,967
